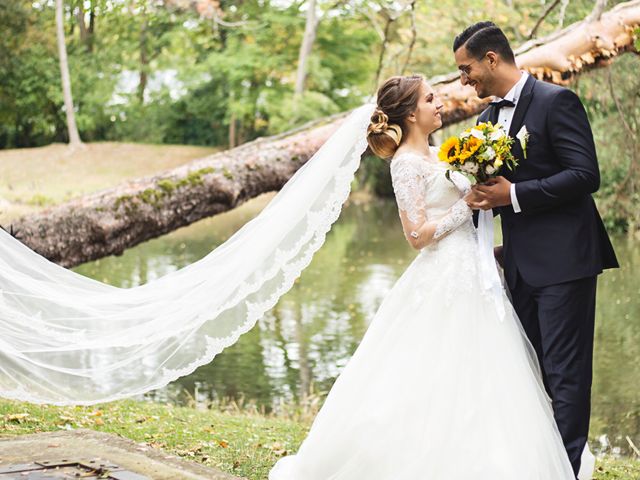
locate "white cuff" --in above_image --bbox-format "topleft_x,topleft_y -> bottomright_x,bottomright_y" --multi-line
510,183 -> 522,213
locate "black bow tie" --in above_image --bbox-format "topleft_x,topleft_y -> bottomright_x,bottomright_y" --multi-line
490,99 -> 516,110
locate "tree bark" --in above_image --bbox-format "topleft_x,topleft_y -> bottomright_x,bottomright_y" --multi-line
55,0 -> 82,147
11,0 -> 640,267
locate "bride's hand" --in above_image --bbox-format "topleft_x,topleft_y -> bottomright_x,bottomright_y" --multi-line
463,190 -> 481,209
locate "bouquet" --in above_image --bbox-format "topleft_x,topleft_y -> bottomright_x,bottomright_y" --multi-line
438,122 -> 519,183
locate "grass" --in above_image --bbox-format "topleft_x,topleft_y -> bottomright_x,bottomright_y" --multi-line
1,399 -> 639,480
0,398 -> 308,480
0,142 -> 219,222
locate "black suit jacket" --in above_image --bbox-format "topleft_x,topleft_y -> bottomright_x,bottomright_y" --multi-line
477,74 -> 618,288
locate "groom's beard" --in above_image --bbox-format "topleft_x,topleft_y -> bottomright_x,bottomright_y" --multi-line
474,80 -> 494,99
466,79 -> 488,99
469,74 -> 500,99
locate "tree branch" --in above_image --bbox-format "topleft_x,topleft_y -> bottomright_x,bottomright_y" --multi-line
528,0 -> 563,39
585,0 -> 609,23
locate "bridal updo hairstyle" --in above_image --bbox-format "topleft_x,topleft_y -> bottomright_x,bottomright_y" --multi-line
367,75 -> 424,159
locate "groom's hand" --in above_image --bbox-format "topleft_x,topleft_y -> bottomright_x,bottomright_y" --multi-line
463,189 -> 481,209
469,176 -> 512,210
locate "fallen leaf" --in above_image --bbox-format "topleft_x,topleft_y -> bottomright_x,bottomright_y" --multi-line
4,413 -> 30,422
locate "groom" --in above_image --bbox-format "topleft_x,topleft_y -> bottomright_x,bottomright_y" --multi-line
453,22 -> 619,477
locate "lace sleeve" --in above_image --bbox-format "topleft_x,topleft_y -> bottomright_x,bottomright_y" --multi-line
433,198 -> 472,239
391,153 -> 472,248
449,171 -> 471,196
390,155 -> 427,225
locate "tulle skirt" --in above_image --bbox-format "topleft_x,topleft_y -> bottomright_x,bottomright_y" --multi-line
269,232 -> 583,480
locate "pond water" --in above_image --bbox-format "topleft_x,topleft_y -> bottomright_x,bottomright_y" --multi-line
74,193 -> 640,457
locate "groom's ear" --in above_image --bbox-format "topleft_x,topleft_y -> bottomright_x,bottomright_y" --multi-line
486,51 -> 499,69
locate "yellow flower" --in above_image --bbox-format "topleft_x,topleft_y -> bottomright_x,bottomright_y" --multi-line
458,150 -> 472,163
438,137 -> 459,163
466,137 -> 483,155
494,158 -> 504,168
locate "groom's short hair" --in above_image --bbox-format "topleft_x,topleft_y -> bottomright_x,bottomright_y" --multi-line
453,22 -> 516,64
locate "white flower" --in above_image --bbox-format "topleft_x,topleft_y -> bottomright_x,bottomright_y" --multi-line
470,128 -> 485,140
461,163 -> 479,174
517,125 -> 530,159
460,130 -> 471,139
485,165 -> 496,175
479,147 -> 496,161
488,128 -> 505,141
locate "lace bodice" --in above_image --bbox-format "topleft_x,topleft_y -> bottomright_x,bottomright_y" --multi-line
390,149 -> 473,243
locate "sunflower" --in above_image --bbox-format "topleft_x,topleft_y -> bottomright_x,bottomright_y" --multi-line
466,137 -> 483,155
438,137 -> 460,163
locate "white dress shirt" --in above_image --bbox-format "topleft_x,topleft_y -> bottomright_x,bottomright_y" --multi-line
493,71 -> 529,213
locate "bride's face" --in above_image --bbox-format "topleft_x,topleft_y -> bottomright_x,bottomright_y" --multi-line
408,81 -> 444,136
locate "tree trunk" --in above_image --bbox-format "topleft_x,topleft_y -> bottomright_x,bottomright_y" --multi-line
373,15 -> 393,89
294,0 -> 319,96
11,0 -> 640,267
76,4 -> 88,44
89,3 -> 95,35
139,16 -> 149,103
76,1 -> 95,52
228,111 -> 237,148
55,0 -> 82,147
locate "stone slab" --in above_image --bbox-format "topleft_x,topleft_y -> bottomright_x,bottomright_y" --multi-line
0,429 -> 243,480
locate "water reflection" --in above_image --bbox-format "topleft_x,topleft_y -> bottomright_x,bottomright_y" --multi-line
74,194 -> 640,457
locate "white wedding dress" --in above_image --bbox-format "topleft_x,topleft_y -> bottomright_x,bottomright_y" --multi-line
269,150 -> 586,480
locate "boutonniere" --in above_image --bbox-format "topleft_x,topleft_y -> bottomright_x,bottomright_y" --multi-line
516,125 -> 530,159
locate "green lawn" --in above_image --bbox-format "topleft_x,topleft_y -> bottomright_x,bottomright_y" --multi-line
1,399 -> 638,480
0,142 -> 218,222
0,399 -> 307,480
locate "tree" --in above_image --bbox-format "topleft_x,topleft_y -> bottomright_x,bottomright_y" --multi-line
55,0 -> 82,146
0,1 -> 63,147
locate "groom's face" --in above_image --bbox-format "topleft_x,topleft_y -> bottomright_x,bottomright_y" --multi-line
454,46 -> 494,99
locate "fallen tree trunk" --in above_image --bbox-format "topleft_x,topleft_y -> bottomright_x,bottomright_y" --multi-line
11,0 -> 640,267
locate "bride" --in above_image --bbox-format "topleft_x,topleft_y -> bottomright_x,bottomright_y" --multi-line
269,75 -> 589,480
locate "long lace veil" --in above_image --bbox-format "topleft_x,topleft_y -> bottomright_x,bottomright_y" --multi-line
0,103 -> 376,405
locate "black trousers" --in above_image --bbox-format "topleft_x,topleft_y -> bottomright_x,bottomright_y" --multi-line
509,271 -> 597,478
